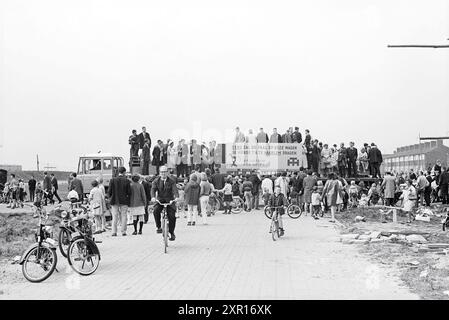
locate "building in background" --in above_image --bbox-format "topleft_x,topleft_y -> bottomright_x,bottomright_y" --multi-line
382,140 -> 449,174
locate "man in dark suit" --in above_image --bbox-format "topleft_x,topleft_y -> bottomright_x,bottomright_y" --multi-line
141,139 -> 151,175
368,143 -> 383,179
292,127 -> 302,143
129,129 -> 139,158
108,167 -> 131,236
42,172 -> 53,205
439,167 -> 449,205
50,173 -> 62,203
69,172 -> 84,202
28,176 -> 36,203
346,142 -> 358,178
138,126 -> 151,151
142,176 -> 153,223
151,166 -> 179,241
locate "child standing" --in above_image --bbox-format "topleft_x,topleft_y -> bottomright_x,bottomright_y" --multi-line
311,186 -> 321,220
177,183 -> 186,218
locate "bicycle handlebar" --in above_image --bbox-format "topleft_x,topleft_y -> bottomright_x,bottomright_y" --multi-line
155,199 -> 176,207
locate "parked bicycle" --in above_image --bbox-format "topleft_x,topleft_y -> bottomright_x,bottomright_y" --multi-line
155,199 -> 176,254
57,201 -> 89,258
19,202 -> 59,283
66,203 -> 101,276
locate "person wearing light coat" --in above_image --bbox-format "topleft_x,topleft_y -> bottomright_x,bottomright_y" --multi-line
381,172 -> 397,206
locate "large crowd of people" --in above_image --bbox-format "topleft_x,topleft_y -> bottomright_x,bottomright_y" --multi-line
1,125 -> 448,241
128,126 -> 385,179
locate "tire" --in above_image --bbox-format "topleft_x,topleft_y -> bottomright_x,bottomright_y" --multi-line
287,204 -> 302,219
58,228 -> 72,258
163,218 -> 168,254
22,246 -> 57,283
264,206 -> 273,219
231,198 -> 243,213
271,219 -> 279,241
67,238 -> 100,276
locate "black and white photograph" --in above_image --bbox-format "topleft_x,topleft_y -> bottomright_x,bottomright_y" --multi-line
1,0 -> 449,308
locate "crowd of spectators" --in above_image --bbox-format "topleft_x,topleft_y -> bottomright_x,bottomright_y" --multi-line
129,126 -> 385,179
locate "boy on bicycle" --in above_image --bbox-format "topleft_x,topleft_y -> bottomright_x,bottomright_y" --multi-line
269,186 -> 286,236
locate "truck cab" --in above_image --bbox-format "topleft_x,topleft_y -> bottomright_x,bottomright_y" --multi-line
77,153 -> 124,194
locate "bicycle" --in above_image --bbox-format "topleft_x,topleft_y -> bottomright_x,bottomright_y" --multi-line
268,206 -> 285,241
264,201 -> 301,219
66,204 -> 101,276
19,202 -> 58,282
155,199 -> 176,254
57,201 -> 88,258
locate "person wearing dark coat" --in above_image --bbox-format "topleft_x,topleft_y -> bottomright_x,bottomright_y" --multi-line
346,142 -> 358,178
28,176 -> 36,203
337,143 -> 348,178
152,140 -> 163,175
108,167 -> 131,236
142,176 -> 152,223
50,173 -> 62,203
310,141 -> 321,175
129,129 -> 139,158
368,143 -> 383,178
138,126 -> 151,150
249,170 -> 262,210
69,172 -> 84,202
439,167 -> 449,205
151,166 -> 179,240
42,172 -> 53,205
291,127 -> 302,143
141,139 -> 151,175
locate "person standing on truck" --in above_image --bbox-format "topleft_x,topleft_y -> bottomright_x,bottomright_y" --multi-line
69,172 -> 84,202
108,166 -> 132,236
129,129 -> 139,158
138,126 -> 151,154
141,139 -> 151,175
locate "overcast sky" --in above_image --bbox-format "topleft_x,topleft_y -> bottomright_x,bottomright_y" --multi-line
1,0 -> 448,171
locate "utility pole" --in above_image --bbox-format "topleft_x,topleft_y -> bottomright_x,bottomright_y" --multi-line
36,154 -> 40,172
388,38 -> 449,48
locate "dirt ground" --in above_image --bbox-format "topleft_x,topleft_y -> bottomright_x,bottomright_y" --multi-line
335,204 -> 449,300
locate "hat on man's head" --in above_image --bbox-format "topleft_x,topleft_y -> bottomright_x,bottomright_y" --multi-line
295,126 -> 299,130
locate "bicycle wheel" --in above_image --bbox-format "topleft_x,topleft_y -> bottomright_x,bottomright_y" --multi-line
163,217 -> 168,253
22,246 -> 57,283
264,206 -> 273,219
67,238 -> 100,276
271,219 -> 279,241
287,204 -> 302,219
231,198 -> 243,213
58,228 -> 71,258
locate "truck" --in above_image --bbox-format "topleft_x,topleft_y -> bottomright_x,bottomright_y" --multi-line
76,153 -> 125,194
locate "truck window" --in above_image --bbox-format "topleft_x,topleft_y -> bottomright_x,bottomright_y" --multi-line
82,159 -> 101,174
103,159 -> 112,170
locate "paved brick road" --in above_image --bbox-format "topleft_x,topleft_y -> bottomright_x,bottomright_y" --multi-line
0,210 -> 418,299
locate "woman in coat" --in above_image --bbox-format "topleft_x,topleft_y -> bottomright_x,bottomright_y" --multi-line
401,179 -> 417,223
322,173 -> 342,223
184,174 -> 201,226
199,172 -> 213,225
129,174 -> 147,235
167,141 -> 177,172
152,141 -> 163,175
89,180 -> 106,234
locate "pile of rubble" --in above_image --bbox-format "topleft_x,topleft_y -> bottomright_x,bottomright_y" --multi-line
340,229 -> 449,254
340,231 -> 429,245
